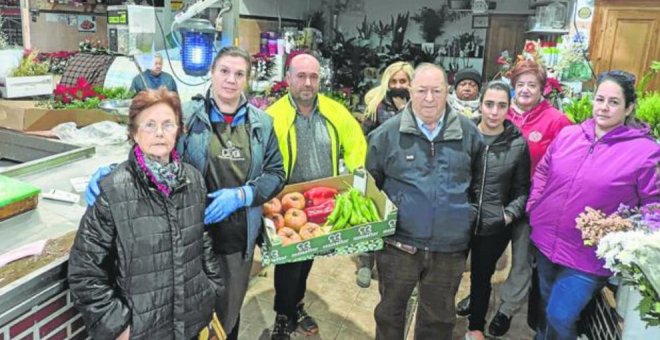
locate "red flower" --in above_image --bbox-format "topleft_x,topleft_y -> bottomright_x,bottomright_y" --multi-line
524,41 -> 536,54
54,84 -> 69,97
272,80 -> 288,93
253,52 -> 272,61
543,78 -> 562,97
496,56 -> 508,65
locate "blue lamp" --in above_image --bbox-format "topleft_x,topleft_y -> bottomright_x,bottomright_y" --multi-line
172,0 -> 232,76
178,19 -> 215,76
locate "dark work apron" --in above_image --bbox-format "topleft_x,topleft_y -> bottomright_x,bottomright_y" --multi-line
206,121 -> 252,254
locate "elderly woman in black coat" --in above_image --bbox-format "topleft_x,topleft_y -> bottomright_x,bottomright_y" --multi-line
68,88 -> 224,340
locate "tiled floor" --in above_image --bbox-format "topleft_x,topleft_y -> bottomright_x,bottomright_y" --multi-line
239,247 -> 535,340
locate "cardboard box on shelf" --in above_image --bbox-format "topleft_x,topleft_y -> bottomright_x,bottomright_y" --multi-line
0,100 -> 125,132
260,170 -> 398,266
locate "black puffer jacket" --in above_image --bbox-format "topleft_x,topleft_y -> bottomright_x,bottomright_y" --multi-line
471,119 -> 531,236
68,148 -> 224,340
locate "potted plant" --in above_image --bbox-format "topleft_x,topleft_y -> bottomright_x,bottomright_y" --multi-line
390,12 -> 409,54
0,49 -> 54,98
412,6 -> 449,44
373,20 -> 392,53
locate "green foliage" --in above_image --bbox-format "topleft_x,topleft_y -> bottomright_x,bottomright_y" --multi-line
637,61 -> 660,95
390,12 -> 409,53
624,264 -> 660,327
636,92 -> 660,138
51,97 -> 103,110
94,86 -> 135,100
564,93 -> 593,124
322,89 -> 350,109
356,16 -> 373,40
11,51 -> 50,77
411,6 -> 448,42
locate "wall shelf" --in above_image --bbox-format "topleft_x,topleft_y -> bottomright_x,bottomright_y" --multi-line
525,28 -> 569,34
529,0 -> 568,8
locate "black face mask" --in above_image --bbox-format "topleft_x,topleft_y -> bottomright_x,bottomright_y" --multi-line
387,88 -> 410,101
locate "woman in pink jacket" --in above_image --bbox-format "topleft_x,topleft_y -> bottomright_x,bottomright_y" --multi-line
528,70 -> 660,340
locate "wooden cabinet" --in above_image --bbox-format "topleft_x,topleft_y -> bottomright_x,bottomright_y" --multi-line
590,0 -> 660,90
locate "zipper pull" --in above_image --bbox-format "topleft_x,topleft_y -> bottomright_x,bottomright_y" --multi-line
430,141 -> 435,157
588,141 -> 597,154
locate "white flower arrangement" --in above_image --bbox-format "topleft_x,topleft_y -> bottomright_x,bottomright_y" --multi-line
593,203 -> 660,327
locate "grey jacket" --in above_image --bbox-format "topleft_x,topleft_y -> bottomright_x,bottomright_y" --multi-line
366,105 -> 483,252
176,98 -> 285,259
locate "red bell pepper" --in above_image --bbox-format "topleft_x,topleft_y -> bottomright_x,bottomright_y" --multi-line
304,199 -> 335,224
303,186 -> 338,207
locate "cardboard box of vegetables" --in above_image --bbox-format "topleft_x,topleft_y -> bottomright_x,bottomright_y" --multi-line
260,170 -> 397,265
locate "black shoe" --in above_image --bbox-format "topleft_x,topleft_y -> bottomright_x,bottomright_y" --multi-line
456,296 -> 471,316
271,314 -> 296,340
296,304 -> 319,335
488,311 -> 512,337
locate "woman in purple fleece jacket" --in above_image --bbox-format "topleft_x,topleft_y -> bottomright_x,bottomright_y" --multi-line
527,70 -> 660,340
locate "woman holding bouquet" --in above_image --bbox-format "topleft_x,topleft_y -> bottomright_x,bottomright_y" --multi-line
527,70 -> 660,340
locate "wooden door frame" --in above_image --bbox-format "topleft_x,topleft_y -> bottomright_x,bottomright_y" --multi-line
484,14 -> 529,80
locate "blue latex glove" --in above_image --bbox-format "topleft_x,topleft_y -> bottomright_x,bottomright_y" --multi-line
204,188 -> 245,225
85,166 -> 112,206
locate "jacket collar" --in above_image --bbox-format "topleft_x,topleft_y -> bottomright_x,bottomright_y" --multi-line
128,145 -> 189,195
400,104 -> 464,141
580,118 -> 653,143
191,90 -> 264,133
473,117 -> 522,143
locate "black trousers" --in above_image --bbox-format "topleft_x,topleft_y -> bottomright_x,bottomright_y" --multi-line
274,259 -> 314,318
468,230 -> 512,331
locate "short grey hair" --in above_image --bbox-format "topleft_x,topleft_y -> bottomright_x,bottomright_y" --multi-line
412,63 -> 447,84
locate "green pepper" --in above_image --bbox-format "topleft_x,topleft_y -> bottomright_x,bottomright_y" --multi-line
367,198 -> 380,222
359,197 -> 375,222
347,189 -> 364,224
325,195 -> 344,226
331,198 -> 352,231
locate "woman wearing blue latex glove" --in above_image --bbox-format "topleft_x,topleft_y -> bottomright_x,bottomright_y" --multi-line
69,88 -> 224,340
179,47 -> 285,340
84,47 -> 285,340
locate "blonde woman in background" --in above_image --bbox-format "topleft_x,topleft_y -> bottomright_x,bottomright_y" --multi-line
357,61 -> 413,288
361,61 -> 414,135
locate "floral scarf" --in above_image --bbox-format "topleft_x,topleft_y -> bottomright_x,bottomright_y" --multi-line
134,146 -> 181,197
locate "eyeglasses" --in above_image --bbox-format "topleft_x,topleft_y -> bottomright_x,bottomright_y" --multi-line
138,121 -> 178,134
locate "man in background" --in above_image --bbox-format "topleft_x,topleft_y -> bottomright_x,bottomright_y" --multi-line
130,54 -> 178,94
448,67 -> 482,118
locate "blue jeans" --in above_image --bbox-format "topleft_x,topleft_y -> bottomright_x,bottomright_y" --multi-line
534,247 -> 607,340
